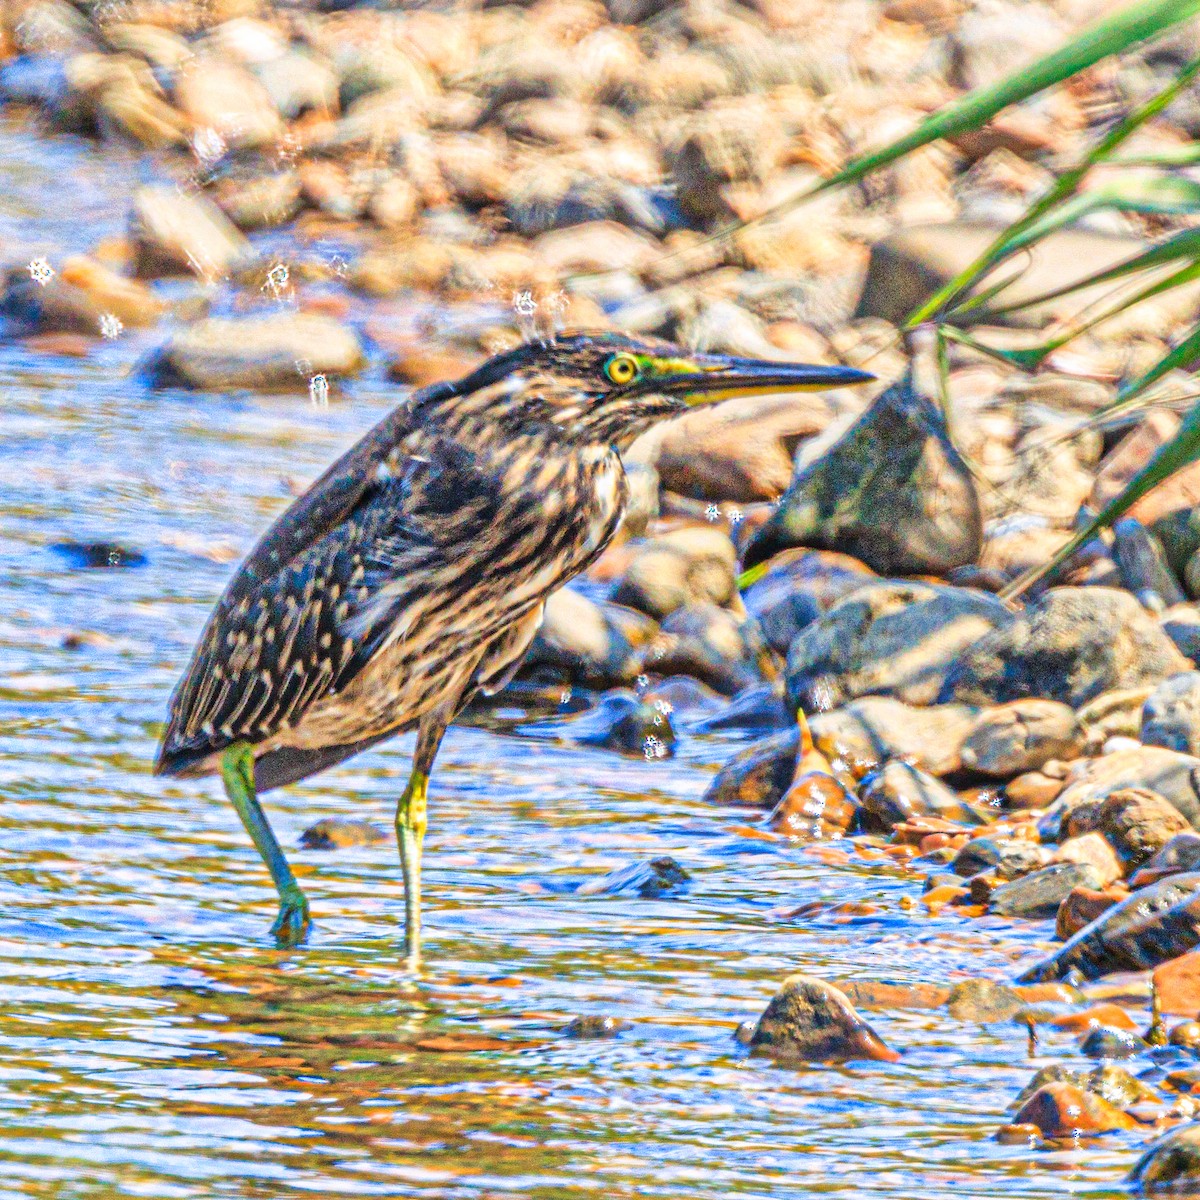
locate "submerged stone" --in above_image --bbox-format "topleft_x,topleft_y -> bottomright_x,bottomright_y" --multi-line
299,818 -> 387,850
1130,1125 -> 1200,1193
748,975 -> 899,1064
577,857 -> 690,898
1012,1081 -> 1136,1138
990,862 -> 1102,919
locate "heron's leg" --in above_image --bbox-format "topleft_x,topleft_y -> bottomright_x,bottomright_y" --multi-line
396,718 -> 448,969
220,743 -> 311,947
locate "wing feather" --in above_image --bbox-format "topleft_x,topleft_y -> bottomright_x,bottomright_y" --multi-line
155,412 -> 504,776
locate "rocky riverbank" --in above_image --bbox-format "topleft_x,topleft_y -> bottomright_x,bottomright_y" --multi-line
6,0 -> 1200,1187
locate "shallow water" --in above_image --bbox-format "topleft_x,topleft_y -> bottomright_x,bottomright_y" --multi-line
0,113 -> 1140,1198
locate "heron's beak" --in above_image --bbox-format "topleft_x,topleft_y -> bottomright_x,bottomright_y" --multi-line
655,355 -> 874,405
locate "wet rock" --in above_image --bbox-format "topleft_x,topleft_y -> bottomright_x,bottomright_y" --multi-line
740,548 -> 878,655
785,581 -> 1012,712
299,818 -> 387,849
809,698 -> 980,779
1042,749 -> 1200,842
63,51 -> 188,148
1132,834 -> 1200,890
1154,952 -> 1200,1018
611,526 -> 737,619
1088,1063 -> 1161,1108
857,223 -> 1199,334
836,979 -> 951,1011
578,857 -> 690,898
1012,1064 -> 1083,1109
1079,686 -> 1160,752
1011,1082 -> 1136,1139
1169,1020 -> 1200,1050
626,392 -> 832,505
946,978 -> 1022,1022
1114,519 -> 1186,611
1081,1026 -> 1148,1060
253,48 -> 338,120
941,588 -> 1191,709
334,41 -> 436,111
522,588 -> 647,688
131,186 -> 252,280
690,682 -> 791,734
748,975 -> 899,1064
951,836 -> 1045,879
767,772 -> 861,840
565,1015 -> 627,1038
150,313 -> 364,390
669,101 -> 785,224
1095,789 -> 1192,871
173,54 -> 283,149
1144,674 -> 1200,758
1130,1125 -> 1200,1193
645,604 -> 775,696
1018,873 -> 1200,982
1052,833 -> 1124,889
50,541 -> 147,569
1006,767 -> 1068,810
1163,605 -> 1200,666
702,726 -> 799,809
862,761 -> 986,833
2,256 -> 163,335
960,700 -> 1084,777
570,691 -> 676,758
368,176 -> 419,229
743,360 -> 982,579
505,172 -> 673,237
991,862 -> 1103,920
212,172 -> 303,230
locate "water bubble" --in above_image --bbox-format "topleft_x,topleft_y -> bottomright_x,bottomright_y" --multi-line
729,506 -> 744,525
263,262 -> 290,299
705,503 -> 720,522
191,127 -> 227,167
643,735 -> 666,761
28,257 -> 54,286
98,313 -> 123,339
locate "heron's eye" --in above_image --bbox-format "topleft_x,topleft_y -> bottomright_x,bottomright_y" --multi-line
604,354 -> 640,385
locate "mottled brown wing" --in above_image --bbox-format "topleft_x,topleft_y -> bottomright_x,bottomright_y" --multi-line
155,417 -> 505,777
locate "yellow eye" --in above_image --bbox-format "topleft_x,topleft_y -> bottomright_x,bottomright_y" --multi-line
604,354 -> 639,385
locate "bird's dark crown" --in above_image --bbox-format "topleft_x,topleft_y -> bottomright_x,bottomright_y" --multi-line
416,330 -> 873,449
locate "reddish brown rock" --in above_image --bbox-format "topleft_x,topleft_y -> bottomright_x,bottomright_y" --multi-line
1154,951 -> 1200,1018
1011,1082 -> 1136,1138
837,980 -> 951,1010
1056,884 -> 1128,939
768,771 -> 861,840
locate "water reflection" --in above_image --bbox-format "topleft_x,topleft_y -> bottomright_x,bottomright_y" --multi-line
0,112 -> 1134,1198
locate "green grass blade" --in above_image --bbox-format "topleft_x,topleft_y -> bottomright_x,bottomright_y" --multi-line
1001,324 -> 1200,601
904,51 -> 1200,328
989,225 -> 1200,316
812,0 -> 1200,201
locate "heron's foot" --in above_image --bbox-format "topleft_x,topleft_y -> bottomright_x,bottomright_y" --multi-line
269,887 -> 311,947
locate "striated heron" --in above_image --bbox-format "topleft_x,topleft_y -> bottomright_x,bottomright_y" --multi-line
155,332 -> 870,964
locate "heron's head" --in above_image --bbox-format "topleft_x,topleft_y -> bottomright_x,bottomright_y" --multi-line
441,331 -> 873,447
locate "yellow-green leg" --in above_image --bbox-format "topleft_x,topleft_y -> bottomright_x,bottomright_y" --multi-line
220,743 -> 311,947
396,717 -> 448,969
396,768 -> 428,968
